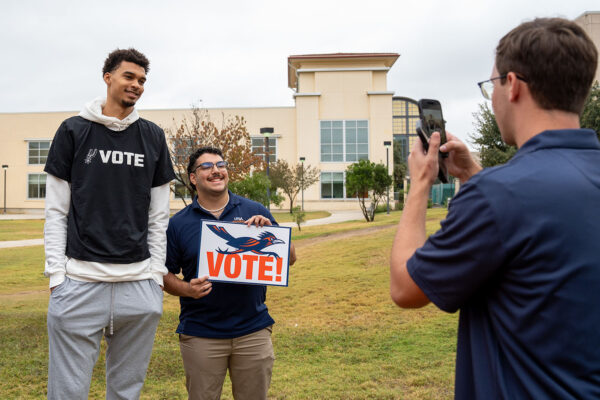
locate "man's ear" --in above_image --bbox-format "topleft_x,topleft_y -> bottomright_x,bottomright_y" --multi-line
507,72 -> 522,102
103,72 -> 111,86
189,173 -> 197,186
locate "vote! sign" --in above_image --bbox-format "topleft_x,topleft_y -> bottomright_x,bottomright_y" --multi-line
197,220 -> 292,287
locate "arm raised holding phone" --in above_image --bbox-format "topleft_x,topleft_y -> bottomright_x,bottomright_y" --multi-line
390,125 -> 481,308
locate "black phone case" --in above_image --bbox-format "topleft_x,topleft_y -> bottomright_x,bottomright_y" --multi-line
416,121 -> 449,183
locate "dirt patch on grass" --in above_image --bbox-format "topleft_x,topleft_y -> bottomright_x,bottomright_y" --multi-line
0,289 -> 47,299
295,224 -> 396,249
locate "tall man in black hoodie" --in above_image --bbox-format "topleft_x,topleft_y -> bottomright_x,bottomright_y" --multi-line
44,48 -> 175,399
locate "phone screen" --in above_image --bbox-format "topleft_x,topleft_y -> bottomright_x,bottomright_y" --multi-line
421,108 -> 444,138
417,99 -> 449,182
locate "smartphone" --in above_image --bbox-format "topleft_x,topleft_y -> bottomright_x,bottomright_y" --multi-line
416,99 -> 449,183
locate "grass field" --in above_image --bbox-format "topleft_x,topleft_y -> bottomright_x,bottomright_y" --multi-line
0,219 -> 45,241
0,212 -> 332,242
0,208 -> 457,399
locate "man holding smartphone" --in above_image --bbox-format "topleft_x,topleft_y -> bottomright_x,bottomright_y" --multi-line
390,18 -> 599,399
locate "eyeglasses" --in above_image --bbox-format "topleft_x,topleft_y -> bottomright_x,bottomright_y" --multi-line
193,161 -> 228,173
477,74 -> 527,100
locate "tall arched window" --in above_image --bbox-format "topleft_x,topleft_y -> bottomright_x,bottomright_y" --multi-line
392,97 -> 420,162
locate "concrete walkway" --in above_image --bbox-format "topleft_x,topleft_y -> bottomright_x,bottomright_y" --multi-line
0,238 -> 44,248
0,214 -> 44,220
278,209 -> 363,227
0,210 -> 365,248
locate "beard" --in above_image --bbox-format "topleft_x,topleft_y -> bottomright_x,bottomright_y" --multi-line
121,99 -> 136,108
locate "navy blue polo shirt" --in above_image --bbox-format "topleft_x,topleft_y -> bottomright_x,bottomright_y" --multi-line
408,130 -> 600,399
166,191 -> 277,339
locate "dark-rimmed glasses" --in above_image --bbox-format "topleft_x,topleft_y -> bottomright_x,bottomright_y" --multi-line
477,74 -> 527,100
193,161 -> 228,173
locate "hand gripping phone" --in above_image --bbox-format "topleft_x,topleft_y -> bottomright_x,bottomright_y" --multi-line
416,99 -> 449,183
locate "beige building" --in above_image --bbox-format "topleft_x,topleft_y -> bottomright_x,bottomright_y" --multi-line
0,52 -> 399,213
576,11 -> 600,83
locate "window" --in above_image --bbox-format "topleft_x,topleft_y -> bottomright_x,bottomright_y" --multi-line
392,98 -> 420,162
320,171 -> 357,199
28,140 -> 51,165
320,120 -> 368,162
251,137 -> 277,162
28,174 -> 46,199
321,172 -> 345,199
320,121 -> 344,162
170,138 -> 194,165
173,183 -> 193,199
396,136 -> 409,162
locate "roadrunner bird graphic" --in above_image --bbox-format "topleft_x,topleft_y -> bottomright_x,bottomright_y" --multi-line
207,224 -> 284,258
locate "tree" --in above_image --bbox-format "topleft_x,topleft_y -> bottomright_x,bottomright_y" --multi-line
581,81 -> 600,141
471,83 -> 600,169
228,172 -> 283,208
469,102 -> 517,167
345,159 -> 393,222
164,106 -> 264,205
291,206 -> 306,231
270,160 -> 320,213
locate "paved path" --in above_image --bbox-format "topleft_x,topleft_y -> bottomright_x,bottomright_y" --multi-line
0,210 -> 365,248
278,210 -> 363,227
0,238 -> 44,248
0,214 -> 44,220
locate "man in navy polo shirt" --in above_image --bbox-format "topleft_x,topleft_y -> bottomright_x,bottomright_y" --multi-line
164,146 -> 296,400
390,18 -> 600,399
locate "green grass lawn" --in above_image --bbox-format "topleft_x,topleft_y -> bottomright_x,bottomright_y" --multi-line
0,212 -> 333,241
0,219 -> 44,241
0,208 -> 457,399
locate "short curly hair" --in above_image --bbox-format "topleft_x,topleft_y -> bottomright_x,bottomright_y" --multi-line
102,48 -> 150,76
187,147 -> 224,174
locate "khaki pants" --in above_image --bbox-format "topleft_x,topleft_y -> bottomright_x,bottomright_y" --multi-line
179,327 -> 275,400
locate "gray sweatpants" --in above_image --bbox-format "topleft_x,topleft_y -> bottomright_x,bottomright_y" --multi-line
47,277 -> 163,400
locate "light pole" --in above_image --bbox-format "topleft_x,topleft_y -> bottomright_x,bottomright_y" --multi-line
383,141 -> 391,214
260,127 -> 274,211
2,165 -> 8,214
404,174 -> 409,205
299,157 -> 305,211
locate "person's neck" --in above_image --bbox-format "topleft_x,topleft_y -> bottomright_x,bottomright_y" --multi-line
197,191 -> 229,212
102,99 -> 134,120
514,108 -> 580,148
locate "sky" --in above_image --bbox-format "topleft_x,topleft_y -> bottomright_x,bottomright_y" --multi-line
1,0 -> 598,145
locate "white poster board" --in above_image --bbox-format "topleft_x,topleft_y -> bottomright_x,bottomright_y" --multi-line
197,220 -> 292,287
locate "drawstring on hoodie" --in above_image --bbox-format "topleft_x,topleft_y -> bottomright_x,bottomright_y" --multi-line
109,283 -> 115,336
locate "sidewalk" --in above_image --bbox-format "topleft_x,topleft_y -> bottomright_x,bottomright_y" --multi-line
0,238 -> 44,248
0,214 -> 44,220
278,210 -> 363,227
0,210 -> 365,248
